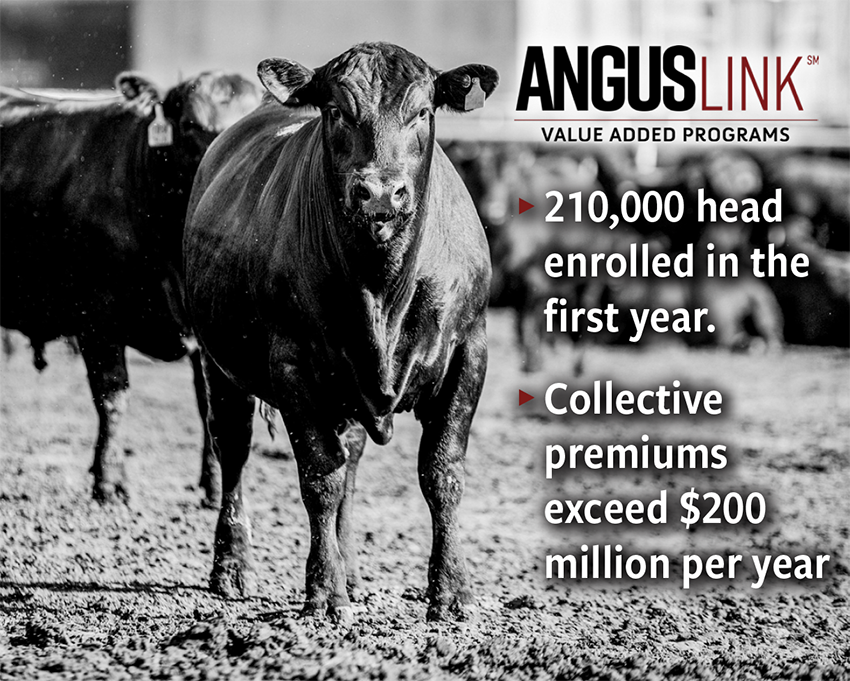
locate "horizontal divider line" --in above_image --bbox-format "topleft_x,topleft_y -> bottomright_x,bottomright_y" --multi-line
514,118 -> 820,122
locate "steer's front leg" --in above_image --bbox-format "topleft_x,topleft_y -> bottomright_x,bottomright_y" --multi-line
274,366 -> 352,622
416,320 -> 487,621
288,418 -> 352,623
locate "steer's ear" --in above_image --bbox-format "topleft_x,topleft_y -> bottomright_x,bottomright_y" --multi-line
258,58 -> 316,106
435,64 -> 499,112
115,72 -> 160,102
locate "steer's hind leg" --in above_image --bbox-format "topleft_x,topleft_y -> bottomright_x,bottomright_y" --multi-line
336,423 -> 367,600
416,320 -> 487,621
78,335 -> 130,504
204,353 -> 256,599
191,349 -> 220,508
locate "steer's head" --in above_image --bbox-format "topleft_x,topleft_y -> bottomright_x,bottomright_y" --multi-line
258,42 -> 498,243
116,71 -> 261,191
117,71 -> 261,151
161,71 -> 262,168
114,71 -> 261,280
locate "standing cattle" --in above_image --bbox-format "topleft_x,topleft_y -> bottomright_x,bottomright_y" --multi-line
443,140 -> 535,306
0,72 -> 260,504
184,43 -> 498,622
690,276 -> 784,350
762,217 -> 850,347
771,153 -> 850,252
688,223 -> 784,351
476,149 -> 619,373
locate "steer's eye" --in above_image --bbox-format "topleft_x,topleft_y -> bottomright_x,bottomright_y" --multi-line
327,106 -> 342,121
418,108 -> 430,120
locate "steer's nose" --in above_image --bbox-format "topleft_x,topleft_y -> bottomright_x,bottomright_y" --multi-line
351,178 -> 408,215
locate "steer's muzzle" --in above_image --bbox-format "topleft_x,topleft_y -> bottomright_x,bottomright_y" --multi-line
351,177 -> 409,215
347,176 -> 413,243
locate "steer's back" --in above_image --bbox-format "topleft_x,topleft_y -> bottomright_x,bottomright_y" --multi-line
0,91 -> 194,359
1,94 -> 146,339
1,94 -> 140,215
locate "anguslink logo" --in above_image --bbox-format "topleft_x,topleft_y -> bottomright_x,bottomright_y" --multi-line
516,46 -> 805,112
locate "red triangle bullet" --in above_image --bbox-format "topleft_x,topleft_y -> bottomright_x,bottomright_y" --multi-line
518,198 -> 534,214
519,390 -> 535,406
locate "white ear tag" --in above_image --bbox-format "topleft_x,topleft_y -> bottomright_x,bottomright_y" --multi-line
464,77 -> 486,111
147,103 -> 173,148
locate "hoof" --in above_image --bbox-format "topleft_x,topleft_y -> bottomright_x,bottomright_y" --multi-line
329,604 -> 355,627
200,490 -> 222,510
427,593 -> 477,622
300,599 -> 354,626
92,481 -> 129,505
210,560 -> 253,599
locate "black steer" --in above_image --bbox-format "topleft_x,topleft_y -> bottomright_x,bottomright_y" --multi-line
0,72 -> 260,504
184,42 -> 498,622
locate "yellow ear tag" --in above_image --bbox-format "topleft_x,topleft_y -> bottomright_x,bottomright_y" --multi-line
147,103 -> 173,148
464,77 -> 486,111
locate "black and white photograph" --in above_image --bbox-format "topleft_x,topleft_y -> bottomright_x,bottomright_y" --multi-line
1,0 -> 848,678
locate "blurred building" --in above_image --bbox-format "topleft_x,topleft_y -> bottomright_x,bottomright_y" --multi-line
1,0 -> 848,141
1,0 -> 130,89
132,1 -> 515,96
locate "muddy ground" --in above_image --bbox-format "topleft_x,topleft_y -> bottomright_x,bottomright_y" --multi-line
1,310 -> 848,680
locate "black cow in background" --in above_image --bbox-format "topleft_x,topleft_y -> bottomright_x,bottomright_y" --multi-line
558,149 -> 786,352
0,72 -> 260,504
770,152 -> 850,252
595,149 -> 772,253
688,222 -> 784,351
447,144 -> 794,365
505,152 -> 621,373
450,144 -> 621,373
443,140 -> 535,306
760,216 -> 850,347
753,151 -> 849,345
